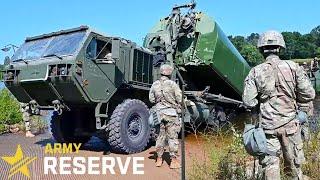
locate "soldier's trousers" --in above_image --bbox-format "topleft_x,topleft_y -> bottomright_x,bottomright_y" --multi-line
155,117 -> 181,158
260,120 -> 305,180
21,104 -> 31,131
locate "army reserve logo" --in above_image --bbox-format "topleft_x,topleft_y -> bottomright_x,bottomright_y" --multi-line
1,145 -> 37,179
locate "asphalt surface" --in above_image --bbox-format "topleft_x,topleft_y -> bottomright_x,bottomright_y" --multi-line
0,132 -> 184,180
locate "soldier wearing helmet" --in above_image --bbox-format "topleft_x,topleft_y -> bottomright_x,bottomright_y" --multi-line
302,62 -> 309,72
243,30 -> 315,179
149,64 -> 182,169
19,103 -> 36,137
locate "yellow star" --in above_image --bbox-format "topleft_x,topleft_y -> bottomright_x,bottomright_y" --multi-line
1,144 -> 37,179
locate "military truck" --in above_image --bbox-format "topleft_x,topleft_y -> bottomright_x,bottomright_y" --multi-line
143,2 -> 250,127
1,2 -> 250,154
2,26 -> 156,153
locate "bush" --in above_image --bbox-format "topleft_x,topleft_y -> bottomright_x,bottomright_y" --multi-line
0,124 -> 8,134
0,89 -> 22,131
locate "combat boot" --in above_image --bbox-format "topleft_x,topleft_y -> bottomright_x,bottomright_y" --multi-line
155,157 -> 163,167
26,131 -> 35,138
303,175 -> 310,180
170,157 -> 181,169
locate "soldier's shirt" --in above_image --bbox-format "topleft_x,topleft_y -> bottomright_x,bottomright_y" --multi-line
243,55 -> 315,129
149,76 -> 182,117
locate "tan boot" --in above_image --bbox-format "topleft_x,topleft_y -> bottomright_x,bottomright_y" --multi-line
155,157 -> 163,167
26,131 -> 35,138
303,175 -> 310,180
170,157 -> 181,169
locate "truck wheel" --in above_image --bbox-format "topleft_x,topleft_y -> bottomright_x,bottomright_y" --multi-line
50,111 -> 91,144
108,99 -> 151,154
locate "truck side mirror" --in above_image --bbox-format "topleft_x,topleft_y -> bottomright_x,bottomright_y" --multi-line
4,56 -> 11,65
111,39 -> 120,60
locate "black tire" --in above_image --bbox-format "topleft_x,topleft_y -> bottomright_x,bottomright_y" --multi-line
108,99 -> 151,154
51,111 -> 91,144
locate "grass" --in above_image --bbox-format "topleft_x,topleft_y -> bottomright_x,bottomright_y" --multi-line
302,130 -> 320,179
188,120 -> 320,180
188,130 -> 253,180
188,132 -> 232,180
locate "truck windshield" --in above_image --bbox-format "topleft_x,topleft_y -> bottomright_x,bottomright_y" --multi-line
12,31 -> 86,61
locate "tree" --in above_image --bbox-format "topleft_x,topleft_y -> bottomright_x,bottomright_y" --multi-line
310,25 -> 320,38
240,44 -> 264,66
228,35 -> 246,52
229,25 -> 320,62
316,47 -> 320,58
311,25 -> 320,47
281,32 -> 301,59
246,33 -> 259,46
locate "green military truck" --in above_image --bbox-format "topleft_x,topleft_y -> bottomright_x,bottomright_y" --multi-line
1,2 -> 250,153
2,26 -> 156,153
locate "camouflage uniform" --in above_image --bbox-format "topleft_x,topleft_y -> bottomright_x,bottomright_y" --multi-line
298,101 -> 314,141
149,75 -> 182,158
243,54 -> 315,179
20,103 -> 31,131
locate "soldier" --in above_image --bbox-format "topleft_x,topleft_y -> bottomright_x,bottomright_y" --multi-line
311,57 -> 319,72
298,64 -> 315,142
243,30 -> 315,179
302,62 -> 309,72
149,64 -> 182,169
20,103 -> 35,137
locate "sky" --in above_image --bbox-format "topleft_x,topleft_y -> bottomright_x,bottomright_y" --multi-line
0,0 -> 319,63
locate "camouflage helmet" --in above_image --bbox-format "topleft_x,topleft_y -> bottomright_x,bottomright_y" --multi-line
160,64 -> 174,76
257,30 -> 286,49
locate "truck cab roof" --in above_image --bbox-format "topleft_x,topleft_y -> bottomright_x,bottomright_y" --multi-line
12,26 -> 143,62
25,26 -> 90,42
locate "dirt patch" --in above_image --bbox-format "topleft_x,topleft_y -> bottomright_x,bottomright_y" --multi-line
0,132 -> 217,180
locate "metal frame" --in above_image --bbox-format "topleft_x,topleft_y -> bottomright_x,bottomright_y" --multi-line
95,102 -> 109,130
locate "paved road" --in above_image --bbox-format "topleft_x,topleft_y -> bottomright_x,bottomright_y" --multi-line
0,132 -> 203,180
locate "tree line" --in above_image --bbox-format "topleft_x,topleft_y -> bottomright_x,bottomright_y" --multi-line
228,25 -> 320,66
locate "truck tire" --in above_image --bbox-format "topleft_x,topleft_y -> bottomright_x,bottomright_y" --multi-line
108,99 -> 151,154
50,111 -> 91,144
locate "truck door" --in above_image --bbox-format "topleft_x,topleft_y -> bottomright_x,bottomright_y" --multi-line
81,37 -> 117,101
